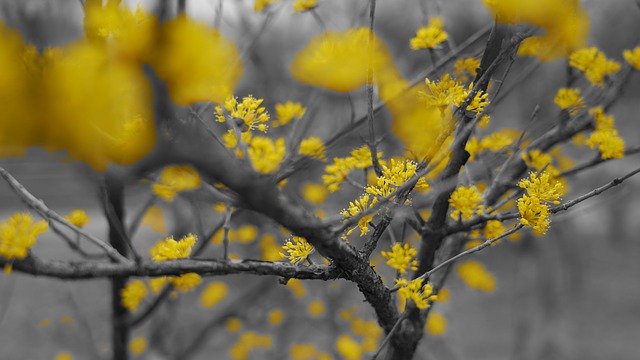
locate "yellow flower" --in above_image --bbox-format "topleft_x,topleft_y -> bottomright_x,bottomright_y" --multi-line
380,243 -> 418,274
586,128 -> 625,160
280,236 -> 314,264
293,0 -> 318,12
267,308 -> 285,325
479,129 -> 520,152
335,334 -> 363,360
350,317 -> 382,352
171,272 -> 202,293
215,95 -> 270,133
341,194 -> 377,236
286,278 -> 307,298
395,278 -> 438,310
569,47 -> 621,86
410,17 -> 448,50
227,317 -> 243,333
229,332 -> 272,360
129,336 -> 147,356
484,0 -> 589,61
149,277 -> 168,294
121,280 -> 148,312
64,209 -> 90,228
254,0 -> 278,12
521,149 -> 553,171
151,15 -> 242,105
54,352 -> 73,360
0,212 -> 48,261
454,57 -> 480,78
273,101 -> 306,127
623,47 -> 640,70
518,170 -> 565,204
554,88 -> 585,114
301,183 -> 329,204
149,233 -> 197,262
152,165 -> 202,202
517,194 -> 551,234
259,234 -> 282,261
307,300 -> 326,317
425,312 -> 447,336
589,107 -> 615,130
449,185 -> 483,220
199,282 -> 228,309
483,220 -> 506,240
290,343 -> 332,360
421,74 -> 466,112
247,136 -> 286,174
141,205 -> 167,235
456,260 -> 496,292
366,158 -> 428,198
291,27 -> 392,92
299,137 -> 327,160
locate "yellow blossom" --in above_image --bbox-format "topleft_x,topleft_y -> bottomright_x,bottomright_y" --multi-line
521,149 -> 553,171
171,273 -> 202,293
129,337 -> 147,356
200,282 -> 229,309
380,243 -> 418,274
395,278 -> 438,310
554,88 -> 585,114
569,47 -> 620,86
229,332 -> 272,360
479,129 -> 520,152
64,209 -> 90,228
121,280 -> 148,312
421,74 -> 466,112
141,205 -> 166,235
366,159 -> 428,198
149,233 -> 197,262
517,194 -> 551,234
254,0 -> 278,12
299,137 -> 326,160
293,0 -> 318,12
152,165 -> 202,202
149,277 -> 168,294
456,260 -> 496,292
273,101 -> 306,126
518,170 -> 565,204
247,136 -> 286,173
290,343 -> 332,360
259,234 -> 282,261
341,194 -> 377,236
0,212 -> 48,262
454,57 -> 480,79
426,312 -> 447,336
410,17 -> 448,50
227,317 -> 243,333
267,308 -> 285,325
286,278 -> 307,298
586,128 -> 625,159
280,236 -> 314,264
302,183 -> 329,204
335,335 -> 363,360
215,95 -> 270,132
449,186 -> 483,220
484,220 -> 506,240
54,352 -> 73,360
623,47 -> 640,70
307,300 -> 326,317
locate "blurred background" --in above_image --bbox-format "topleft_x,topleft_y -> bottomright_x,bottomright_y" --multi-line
1,0 -> 640,359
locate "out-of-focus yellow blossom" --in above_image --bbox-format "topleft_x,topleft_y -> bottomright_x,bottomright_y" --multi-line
302,183 -> 329,204
286,278 -> 307,298
141,205 -> 166,235
586,128 -> 625,159
54,352 -> 73,360
426,312 -> 447,336
60,315 -> 74,325
293,0 -> 318,12
465,137 -> 481,161
290,343 -> 333,360
229,332 -> 272,360
421,74 -> 466,113
517,194 -> 551,234
335,335 -> 363,360
381,243 -> 418,274
322,146 -> 381,192
395,278 -> 438,310
273,101 -> 306,127
483,220 -> 506,240
247,136 -> 286,174
554,88 -> 585,114
259,234 -> 282,261
152,165 -> 202,202
39,319 -> 51,328
200,282 -> 228,309
254,0 -> 278,12
291,28 -> 392,92
227,317 -> 243,333
84,1 -> 157,61
464,239 -> 483,250
222,129 -> 253,154
454,57 -> 480,80
569,47 -> 620,86
149,277 -> 168,294
280,236 -> 314,264
129,336 -> 147,356
299,137 -> 327,160
457,260 -> 496,292
307,300 -> 326,317
436,287 -> 450,302
410,17 -> 448,50
229,225 -> 259,244
449,186 -> 483,220
590,107 -> 615,130
521,149 -> 553,171
341,194 -> 377,236
121,280 -> 148,311
366,159 -> 429,198
350,317 -> 382,352
483,0 -> 589,61
171,273 -> 202,293
151,15 -> 242,105
267,308 -> 285,325
479,129 -> 520,153
149,233 -> 197,261
215,95 -> 270,133
0,213 -> 48,264
478,114 -> 491,129
623,47 -> 640,70
64,209 -> 90,228
518,170 -> 564,204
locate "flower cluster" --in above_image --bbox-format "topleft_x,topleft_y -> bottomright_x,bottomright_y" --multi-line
585,107 -> 625,159
152,165 -> 202,202
121,280 -> 148,312
380,243 -> 419,274
254,0 -> 277,12
273,101 -> 306,127
0,212 -> 48,264
322,146 -> 380,192
623,47 -> 640,70
64,209 -> 90,228
247,136 -> 286,173
215,95 -> 270,133
293,0 -> 318,12
341,194 -> 377,236
229,332 -> 272,360
456,260 -> 496,292
554,87 -> 585,115
395,278 -> 438,310
410,17 -> 448,50
517,169 -> 565,234
149,233 -> 197,261
569,47 -> 620,86
298,136 -> 327,161
280,236 -> 314,264
449,185 -> 483,220
365,159 -> 428,198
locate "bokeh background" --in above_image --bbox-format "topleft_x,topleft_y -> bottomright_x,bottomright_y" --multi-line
1,0 -> 640,359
